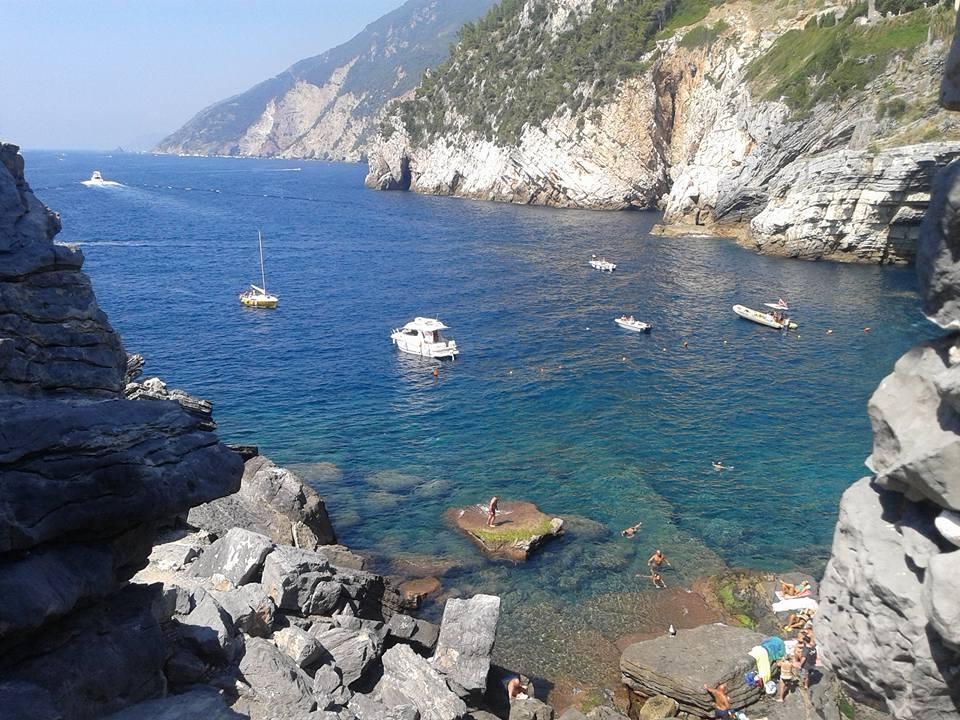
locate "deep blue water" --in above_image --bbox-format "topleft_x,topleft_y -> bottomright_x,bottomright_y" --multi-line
26,151 -> 930,680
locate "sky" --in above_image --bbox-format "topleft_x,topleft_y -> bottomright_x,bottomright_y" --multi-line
0,0 -> 403,150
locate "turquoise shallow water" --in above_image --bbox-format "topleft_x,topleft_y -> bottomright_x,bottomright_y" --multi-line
27,151 -> 930,683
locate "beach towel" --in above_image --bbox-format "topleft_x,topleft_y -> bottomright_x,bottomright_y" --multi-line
772,597 -> 819,613
760,636 -> 786,662
748,646 -> 771,683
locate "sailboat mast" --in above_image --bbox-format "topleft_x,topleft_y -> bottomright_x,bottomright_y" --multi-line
258,229 -> 267,292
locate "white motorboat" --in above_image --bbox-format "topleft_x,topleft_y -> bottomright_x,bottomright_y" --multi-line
733,304 -> 797,330
589,254 -> 616,272
764,298 -> 790,311
81,170 -> 122,187
614,316 -> 651,333
391,317 -> 459,359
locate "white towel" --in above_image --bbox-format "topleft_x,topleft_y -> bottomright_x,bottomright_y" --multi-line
772,597 -> 819,613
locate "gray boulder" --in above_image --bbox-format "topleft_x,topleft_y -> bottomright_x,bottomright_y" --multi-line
918,159 -> 960,329
432,594 -> 500,694
313,664 -> 352,708
620,624 -> 764,716
868,337 -> 960,510
639,695 -> 678,720
313,625 -> 384,688
262,544 -> 341,615
209,582 -> 276,638
148,530 -> 210,572
273,625 -> 329,669
557,710 -> 588,720
238,637 -> 317,718
386,613 -> 440,654
189,454 -> 336,549
816,478 -> 960,719
176,588 -> 237,663
0,680 -> 60,720
923,550 -> 960,650
377,644 -> 468,720
509,699 -> 554,720
191,527 -> 274,585
102,686 -> 243,719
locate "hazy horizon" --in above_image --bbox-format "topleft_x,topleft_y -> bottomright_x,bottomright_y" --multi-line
1,0 -> 404,151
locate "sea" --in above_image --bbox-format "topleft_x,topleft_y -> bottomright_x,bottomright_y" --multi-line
26,150 -> 931,692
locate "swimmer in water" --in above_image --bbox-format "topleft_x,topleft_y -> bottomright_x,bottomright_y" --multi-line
620,522 -> 643,538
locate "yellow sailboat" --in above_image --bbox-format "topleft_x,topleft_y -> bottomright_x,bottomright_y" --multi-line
239,230 -> 279,309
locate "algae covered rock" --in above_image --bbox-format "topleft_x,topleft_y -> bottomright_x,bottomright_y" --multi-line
448,501 -> 564,561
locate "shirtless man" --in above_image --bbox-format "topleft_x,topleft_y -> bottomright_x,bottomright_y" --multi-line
507,675 -> 532,701
704,683 -> 733,718
621,522 -> 642,538
487,496 -> 499,527
648,549 -> 670,570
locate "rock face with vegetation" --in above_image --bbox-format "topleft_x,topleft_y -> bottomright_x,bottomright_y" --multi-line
367,0 -> 960,263
155,0 -> 495,161
814,34 -> 960,718
0,143 -> 244,718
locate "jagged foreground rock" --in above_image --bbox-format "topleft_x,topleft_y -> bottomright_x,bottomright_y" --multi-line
0,143 -> 243,718
367,0 -> 960,263
814,35 -> 960,718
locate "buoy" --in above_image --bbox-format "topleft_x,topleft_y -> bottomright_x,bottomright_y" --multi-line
668,624 -> 677,636
826,329 -> 833,335
539,367 -> 544,373
508,370 -> 513,375
682,340 -> 689,348
864,327 -> 871,332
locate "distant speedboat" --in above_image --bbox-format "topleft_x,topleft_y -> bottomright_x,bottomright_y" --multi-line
81,170 -> 122,187
733,304 -> 796,330
589,254 -> 616,272
391,317 -> 459,359
614,315 -> 651,333
239,230 -> 279,309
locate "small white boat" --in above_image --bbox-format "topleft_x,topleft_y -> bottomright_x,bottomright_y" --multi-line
391,317 -> 459,359
733,304 -> 797,330
589,254 -> 616,272
239,230 -> 279,309
81,170 -> 122,187
614,316 -> 652,333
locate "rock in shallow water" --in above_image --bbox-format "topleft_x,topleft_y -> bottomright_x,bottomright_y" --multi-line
449,501 -> 564,561
620,624 -> 764,717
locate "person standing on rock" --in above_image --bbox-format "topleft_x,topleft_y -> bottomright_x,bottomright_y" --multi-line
487,496 -> 499,527
704,683 -> 733,718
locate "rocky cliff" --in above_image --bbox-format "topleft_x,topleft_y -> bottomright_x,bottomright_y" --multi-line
814,37 -> 960,718
0,142 -> 244,718
155,0 -> 495,161
367,0 -> 960,263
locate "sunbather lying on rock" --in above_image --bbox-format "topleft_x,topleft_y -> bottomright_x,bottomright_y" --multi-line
783,608 -> 815,631
779,579 -> 811,597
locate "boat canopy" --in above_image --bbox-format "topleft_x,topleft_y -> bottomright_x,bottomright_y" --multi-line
401,317 -> 449,332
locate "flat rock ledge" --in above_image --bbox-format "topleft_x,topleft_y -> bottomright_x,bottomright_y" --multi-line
620,624 -> 764,718
447,501 -> 564,561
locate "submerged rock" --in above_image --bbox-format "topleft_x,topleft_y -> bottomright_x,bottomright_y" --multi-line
449,501 -> 564,561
